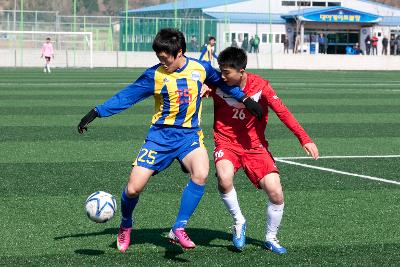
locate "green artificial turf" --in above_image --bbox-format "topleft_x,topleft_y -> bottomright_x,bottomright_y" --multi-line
0,68 -> 399,266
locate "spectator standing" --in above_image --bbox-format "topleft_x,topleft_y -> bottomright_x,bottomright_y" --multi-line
371,34 -> 378,55
231,38 -> 238,48
396,36 -> 400,55
283,36 -> 289,54
249,36 -> 254,53
390,35 -> 395,55
382,36 -> 388,55
241,36 -> 249,51
353,43 -> 363,55
253,35 -> 260,53
365,35 -> 371,55
318,33 -> 326,54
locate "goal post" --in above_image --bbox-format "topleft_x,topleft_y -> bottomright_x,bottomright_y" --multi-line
0,30 -> 93,68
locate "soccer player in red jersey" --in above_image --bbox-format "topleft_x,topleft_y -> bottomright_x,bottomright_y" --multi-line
208,47 -> 319,254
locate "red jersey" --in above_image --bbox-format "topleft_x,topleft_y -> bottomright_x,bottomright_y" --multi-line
371,36 -> 379,47
212,73 -> 312,149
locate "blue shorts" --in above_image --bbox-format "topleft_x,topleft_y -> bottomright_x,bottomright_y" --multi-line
133,125 -> 205,173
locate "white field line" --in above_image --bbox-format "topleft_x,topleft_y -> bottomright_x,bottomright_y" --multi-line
275,158 -> 400,186
277,155 -> 400,160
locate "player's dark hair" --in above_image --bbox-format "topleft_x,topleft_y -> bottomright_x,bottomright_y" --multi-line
152,28 -> 186,58
217,47 -> 247,71
209,36 -> 216,41
46,37 -> 51,40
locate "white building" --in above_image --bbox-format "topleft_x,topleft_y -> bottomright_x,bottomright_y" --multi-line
130,0 -> 400,55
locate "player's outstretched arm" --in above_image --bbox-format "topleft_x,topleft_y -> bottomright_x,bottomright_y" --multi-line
77,108 -> 98,134
303,142 -> 319,160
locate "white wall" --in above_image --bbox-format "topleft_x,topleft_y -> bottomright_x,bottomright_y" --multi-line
217,23 -> 287,53
204,0 -> 400,16
1,48 -> 399,70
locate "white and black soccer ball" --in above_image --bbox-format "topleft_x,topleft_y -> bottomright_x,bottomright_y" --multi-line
85,191 -> 117,223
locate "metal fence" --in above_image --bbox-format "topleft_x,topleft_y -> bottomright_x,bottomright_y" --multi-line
0,9 -> 219,52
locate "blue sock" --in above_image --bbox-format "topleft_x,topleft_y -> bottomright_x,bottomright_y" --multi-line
173,180 -> 205,230
120,188 -> 139,228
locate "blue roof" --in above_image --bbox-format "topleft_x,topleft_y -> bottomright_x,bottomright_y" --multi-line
205,12 -> 285,24
128,0 -> 247,13
282,6 -> 381,23
282,6 -> 378,19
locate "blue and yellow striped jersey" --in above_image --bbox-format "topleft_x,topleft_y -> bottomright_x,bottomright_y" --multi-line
96,57 -> 245,129
199,44 -> 218,62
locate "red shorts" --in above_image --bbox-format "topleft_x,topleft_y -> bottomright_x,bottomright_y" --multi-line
213,144 -> 279,189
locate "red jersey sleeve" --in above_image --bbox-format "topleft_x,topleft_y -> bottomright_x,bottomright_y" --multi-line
263,81 -> 313,146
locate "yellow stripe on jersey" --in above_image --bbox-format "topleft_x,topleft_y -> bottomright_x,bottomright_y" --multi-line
197,130 -> 205,148
151,70 -> 164,123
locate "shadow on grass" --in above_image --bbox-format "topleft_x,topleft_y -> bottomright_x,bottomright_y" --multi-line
55,227 -> 264,262
75,249 -> 105,256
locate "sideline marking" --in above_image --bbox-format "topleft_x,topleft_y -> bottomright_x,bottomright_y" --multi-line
275,158 -> 400,186
277,155 -> 400,160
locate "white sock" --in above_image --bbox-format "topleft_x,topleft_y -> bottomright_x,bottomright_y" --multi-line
266,201 -> 284,240
220,187 -> 246,225
47,65 -> 51,72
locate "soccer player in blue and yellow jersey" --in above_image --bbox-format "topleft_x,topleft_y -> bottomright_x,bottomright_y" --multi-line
77,28 -> 263,253
199,36 -> 218,63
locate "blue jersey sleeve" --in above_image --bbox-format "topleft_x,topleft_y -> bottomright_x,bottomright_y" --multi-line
203,62 -> 245,101
213,51 -> 218,59
95,68 -> 155,117
199,46 -> 207,61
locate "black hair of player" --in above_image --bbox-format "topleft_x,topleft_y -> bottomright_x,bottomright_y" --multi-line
217,47 -> 247,71
152,28 -> 186,58
209,36 -> 216,41
46,37 -> 51,41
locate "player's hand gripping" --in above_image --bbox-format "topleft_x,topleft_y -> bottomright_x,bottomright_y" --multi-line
303,142 -> 319,160
241,96 -> 264,120
200,83 -> 212,98
77,108 -> 98,134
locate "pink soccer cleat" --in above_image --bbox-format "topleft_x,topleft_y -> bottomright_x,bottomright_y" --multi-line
168,228 -> 196,249
117,226 -> 132,253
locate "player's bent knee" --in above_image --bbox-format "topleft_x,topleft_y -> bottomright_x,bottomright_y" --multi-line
191,169 -> 208,185
125,184 -> 142,197
217,176 -> 233,191
268,190 -> 284,205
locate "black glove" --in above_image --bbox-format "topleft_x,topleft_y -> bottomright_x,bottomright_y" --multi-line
241,96 -> 263,120
78,108 -> 98,134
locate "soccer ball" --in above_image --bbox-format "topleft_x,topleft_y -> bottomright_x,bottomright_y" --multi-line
85,191 -> 117,223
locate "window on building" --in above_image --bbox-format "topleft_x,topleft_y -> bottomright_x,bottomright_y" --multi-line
281,34 -> 286,43
225,32 -> 230,43
262,33 -> 268,43
312,1 -> 326,6
238,33 -> 244,42
327,2 -> 341,6
275,34 -> 280,43
282,1 -> 296,6
269,34 -> 273,43
231,33 -> 236,42
297,1 -> 311,6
